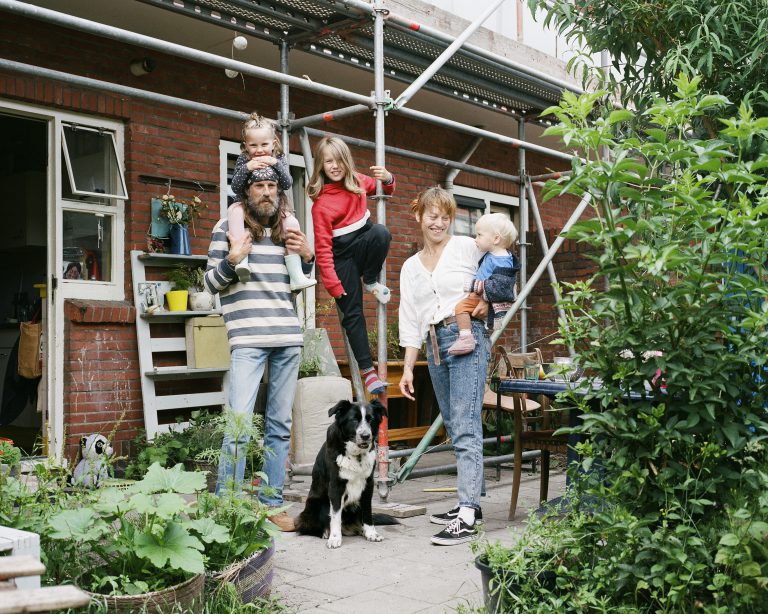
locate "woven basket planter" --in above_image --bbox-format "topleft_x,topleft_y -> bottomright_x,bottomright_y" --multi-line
208,540 -> 275,603
86,572 -> 204,613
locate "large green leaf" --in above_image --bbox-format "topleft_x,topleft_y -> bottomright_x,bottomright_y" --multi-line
134,462 -> 206,494
48,508 -> 108,542
186,517 -> 230,544
134,522 -> 204,574
129,492 -> 188,519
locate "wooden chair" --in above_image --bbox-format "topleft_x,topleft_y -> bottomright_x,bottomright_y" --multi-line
483,348 -> 542,480
485,347 -> 569,520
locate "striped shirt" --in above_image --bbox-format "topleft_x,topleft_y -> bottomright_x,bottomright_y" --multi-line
204,219 -> 306,349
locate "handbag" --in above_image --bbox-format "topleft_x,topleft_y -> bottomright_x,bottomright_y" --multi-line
18,321 -> 42,379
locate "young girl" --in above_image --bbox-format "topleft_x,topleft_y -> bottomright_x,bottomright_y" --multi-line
307,136 -> 394,394
229,113 -> 315,291
447,212 -> 519,356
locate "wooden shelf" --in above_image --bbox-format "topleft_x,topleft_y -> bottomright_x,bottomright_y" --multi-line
131,250 -> 228,440
137,252 -> 208,266
140,309 -> 219,320
146,366 -> 230,381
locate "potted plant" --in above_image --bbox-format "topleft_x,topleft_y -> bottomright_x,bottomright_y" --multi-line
166,264 -> 196,311
0,438 -> 21,478
46,463 -> 211,612
195,491 -> 278,602
188,266 -> 215,311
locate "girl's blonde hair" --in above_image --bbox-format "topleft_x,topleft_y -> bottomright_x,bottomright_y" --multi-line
410,186 -> 456,221
240,112 -> 283,156
476,212 -> 518,248
306,136 -> 363,201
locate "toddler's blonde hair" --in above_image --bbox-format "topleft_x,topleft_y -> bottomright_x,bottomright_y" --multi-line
476,212 -> 518,248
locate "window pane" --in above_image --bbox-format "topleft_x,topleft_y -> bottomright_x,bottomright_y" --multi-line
62,125 -> 126,199
454,206 -> 482,237
62,211 -> 112,282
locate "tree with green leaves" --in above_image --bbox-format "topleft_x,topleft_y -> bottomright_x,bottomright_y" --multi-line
532,0 -> 768,124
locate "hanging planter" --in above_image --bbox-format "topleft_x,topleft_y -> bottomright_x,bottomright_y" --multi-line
153,193 -> 201,254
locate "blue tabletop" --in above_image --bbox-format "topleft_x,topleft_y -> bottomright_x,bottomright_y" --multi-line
495,377 -> 650,401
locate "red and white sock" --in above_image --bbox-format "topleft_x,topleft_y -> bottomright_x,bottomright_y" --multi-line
362,367 -> 386,394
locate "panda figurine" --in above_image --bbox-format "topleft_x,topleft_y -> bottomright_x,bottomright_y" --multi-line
72,434 -> 113,487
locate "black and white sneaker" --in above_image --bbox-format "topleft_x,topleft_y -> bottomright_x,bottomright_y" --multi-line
431,518 -> 478,546
429,505 -> 483,525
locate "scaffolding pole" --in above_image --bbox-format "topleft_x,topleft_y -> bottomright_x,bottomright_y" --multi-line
290,105 -> 371,131
279,40 -> 291,159
395,106 -> 575,162
0,0 -> 373,107
393,0 -> 508,110
373,0 -> 392,499
518,118 -> 528,351
304,128 -> 520,183
525,178 -> 575,357
529,170 -> 572,182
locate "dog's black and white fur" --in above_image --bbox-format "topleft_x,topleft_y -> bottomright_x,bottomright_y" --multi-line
295,399 -> 393,548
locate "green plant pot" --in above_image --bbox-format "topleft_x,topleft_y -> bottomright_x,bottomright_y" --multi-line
475,554 -> 556,613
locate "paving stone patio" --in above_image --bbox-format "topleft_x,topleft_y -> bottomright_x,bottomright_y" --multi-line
274,451 -> 566,613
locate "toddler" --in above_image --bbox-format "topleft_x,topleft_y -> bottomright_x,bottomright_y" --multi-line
307,136 -> 394,394
229,112 -> 315,291
448,212 -> 519,356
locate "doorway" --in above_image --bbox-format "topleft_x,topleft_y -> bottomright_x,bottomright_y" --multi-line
0,112 -> 48,455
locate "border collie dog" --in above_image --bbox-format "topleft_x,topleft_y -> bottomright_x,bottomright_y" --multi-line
295,399 -> 392,548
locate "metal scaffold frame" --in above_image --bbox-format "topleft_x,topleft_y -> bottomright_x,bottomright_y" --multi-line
0,0 -> 587,497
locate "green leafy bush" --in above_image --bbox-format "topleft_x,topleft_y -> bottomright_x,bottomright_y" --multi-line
482,76 -> 768,612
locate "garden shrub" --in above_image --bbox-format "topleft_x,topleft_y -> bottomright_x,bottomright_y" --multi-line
499,75 -> 768,612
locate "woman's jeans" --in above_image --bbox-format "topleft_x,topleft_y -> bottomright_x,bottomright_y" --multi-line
427,319 -> 490,510
216,345 -> 301,506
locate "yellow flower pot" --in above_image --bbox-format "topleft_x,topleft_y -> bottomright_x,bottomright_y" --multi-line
166,290 -> 189,312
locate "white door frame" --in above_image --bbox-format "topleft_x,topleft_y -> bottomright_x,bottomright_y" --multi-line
1,98 -> 127,462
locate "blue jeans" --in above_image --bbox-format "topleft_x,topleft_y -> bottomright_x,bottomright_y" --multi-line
216,345 -> 301,506
427,319 -> 490,510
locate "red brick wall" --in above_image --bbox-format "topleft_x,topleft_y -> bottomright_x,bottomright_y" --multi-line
0,14 -> 591,459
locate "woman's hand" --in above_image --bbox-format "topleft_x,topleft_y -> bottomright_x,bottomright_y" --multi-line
471,297 -> 489,320
399,367 -> 415,401
226,231 -> 252,265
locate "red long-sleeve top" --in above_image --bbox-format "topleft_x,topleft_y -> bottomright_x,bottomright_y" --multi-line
311,173 -> 395,298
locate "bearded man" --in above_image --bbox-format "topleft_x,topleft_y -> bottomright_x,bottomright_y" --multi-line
205,169 -> 314,532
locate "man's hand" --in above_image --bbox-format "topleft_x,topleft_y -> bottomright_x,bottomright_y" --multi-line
471,296 -> 489,320
285,229 -> 313,263
226,231 -> 252,265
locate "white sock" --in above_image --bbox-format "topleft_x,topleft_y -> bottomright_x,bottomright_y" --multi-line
459,330 -> 471,338
458,506 -> 475,525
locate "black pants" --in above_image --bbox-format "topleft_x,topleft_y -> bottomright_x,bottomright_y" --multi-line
333,222 -> 391,371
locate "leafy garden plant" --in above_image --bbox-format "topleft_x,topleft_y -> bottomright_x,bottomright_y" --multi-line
490,76 -> 768,612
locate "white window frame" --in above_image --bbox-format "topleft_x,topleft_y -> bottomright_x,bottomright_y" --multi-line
57,112 -> 126,301
61,123 -> 128,200
452,185 -> 520,236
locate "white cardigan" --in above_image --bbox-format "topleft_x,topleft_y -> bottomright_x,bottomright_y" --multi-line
399,235 -> 484,349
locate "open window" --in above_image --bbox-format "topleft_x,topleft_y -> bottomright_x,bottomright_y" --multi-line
61,124 -> 127,200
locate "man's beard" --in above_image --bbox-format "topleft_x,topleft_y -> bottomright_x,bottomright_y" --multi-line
246,193 -> 278,220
